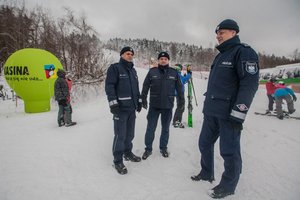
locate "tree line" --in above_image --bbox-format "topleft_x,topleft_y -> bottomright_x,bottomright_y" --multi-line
0,2 -> 107,84
105,38 -> 300,70
1,2 -> 299,83
104,38 -> 218,71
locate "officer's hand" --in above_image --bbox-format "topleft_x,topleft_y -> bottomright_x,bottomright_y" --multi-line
142,98 -> 148,110
292,95 -> 297,102
58,99 -> 68,107
137,102 -> 142,112
229,119 -> 243,131
110,104 -> 120,115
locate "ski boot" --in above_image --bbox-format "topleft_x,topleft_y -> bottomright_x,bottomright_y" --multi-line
65,122 -> 77,127
174,121 -> 185,128
277,115 -> 284,120
265,110 -> 272,115
289,109 -> 296,114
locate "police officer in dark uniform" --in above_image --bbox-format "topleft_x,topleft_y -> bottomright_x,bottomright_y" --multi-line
141,52 -> 184,159
191,19 -> 259,198
105,46 -> 142,175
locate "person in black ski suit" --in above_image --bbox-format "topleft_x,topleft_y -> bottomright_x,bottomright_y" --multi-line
191,19 -> 259,199
105,46 -> 142,175
54,69 -> 76,127
141,52 -> 184,159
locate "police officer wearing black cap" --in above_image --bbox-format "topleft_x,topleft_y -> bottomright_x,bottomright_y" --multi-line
141,51 -> 184,159
191,19 -> 259,198
105,46 -> 142,175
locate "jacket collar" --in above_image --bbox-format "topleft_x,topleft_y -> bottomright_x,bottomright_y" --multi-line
119,57 -> 134,69
158,64 -> 169,73
216,35 -> 241,53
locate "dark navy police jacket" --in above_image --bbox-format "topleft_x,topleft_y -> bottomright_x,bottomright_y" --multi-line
105,58 -> 141,111
203,35 -> 259,123
141,65 -> 184,109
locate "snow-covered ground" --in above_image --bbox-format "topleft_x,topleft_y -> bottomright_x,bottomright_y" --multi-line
0,67 -> 300,200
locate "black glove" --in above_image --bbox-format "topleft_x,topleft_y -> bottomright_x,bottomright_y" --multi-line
142,98 -> 148,110
292,95 -> 297,102
110,104 -> 120,115
58,99 -> 68,107
137,102 -> 142,112
230,120 -> 243,131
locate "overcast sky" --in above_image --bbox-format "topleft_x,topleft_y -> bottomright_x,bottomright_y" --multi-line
18,0 -> 300,57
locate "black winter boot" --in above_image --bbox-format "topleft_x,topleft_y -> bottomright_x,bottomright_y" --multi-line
142,150 -> 152,160
114,163 -> 128,175
191,173 -> 214,183
124,152 -> 141,162
160,149 -> 169,158
208,185 -> 234,199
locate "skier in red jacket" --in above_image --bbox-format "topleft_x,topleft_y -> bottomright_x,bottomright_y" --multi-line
265,78 -> 277,113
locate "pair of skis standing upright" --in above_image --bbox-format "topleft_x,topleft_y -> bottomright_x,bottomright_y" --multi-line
186,67 -> 198,127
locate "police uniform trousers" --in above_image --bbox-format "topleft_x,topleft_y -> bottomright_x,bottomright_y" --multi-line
199,114 -> 242,192
144,107 -> 172,151
112,110 -> 136,164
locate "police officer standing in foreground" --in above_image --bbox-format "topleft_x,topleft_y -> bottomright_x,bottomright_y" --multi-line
105,46 -> 142,175
141,52 -> 184,159
191,19 -> 259,198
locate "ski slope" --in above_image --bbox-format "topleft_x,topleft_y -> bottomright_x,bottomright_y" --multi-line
0,67 -> 299,200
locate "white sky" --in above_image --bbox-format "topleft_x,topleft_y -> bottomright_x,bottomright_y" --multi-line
5,0 -> 300,57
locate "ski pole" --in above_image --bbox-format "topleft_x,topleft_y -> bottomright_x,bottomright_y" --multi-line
190,78 -> 198,106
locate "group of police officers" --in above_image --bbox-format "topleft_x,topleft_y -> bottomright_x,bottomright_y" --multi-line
105,19 -> 260,199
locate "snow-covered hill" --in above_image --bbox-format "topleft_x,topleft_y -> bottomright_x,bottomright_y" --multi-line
0,67 -> 299,200
260,63 -> 300,80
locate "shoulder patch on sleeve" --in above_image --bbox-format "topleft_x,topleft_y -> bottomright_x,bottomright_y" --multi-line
243,61 -> 258,75
236,104 -> 249,111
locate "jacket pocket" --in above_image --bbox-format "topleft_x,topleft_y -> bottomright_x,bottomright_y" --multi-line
210,94 -> 231,101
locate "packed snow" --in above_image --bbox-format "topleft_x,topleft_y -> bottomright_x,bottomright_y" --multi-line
0,67 -> 299,200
